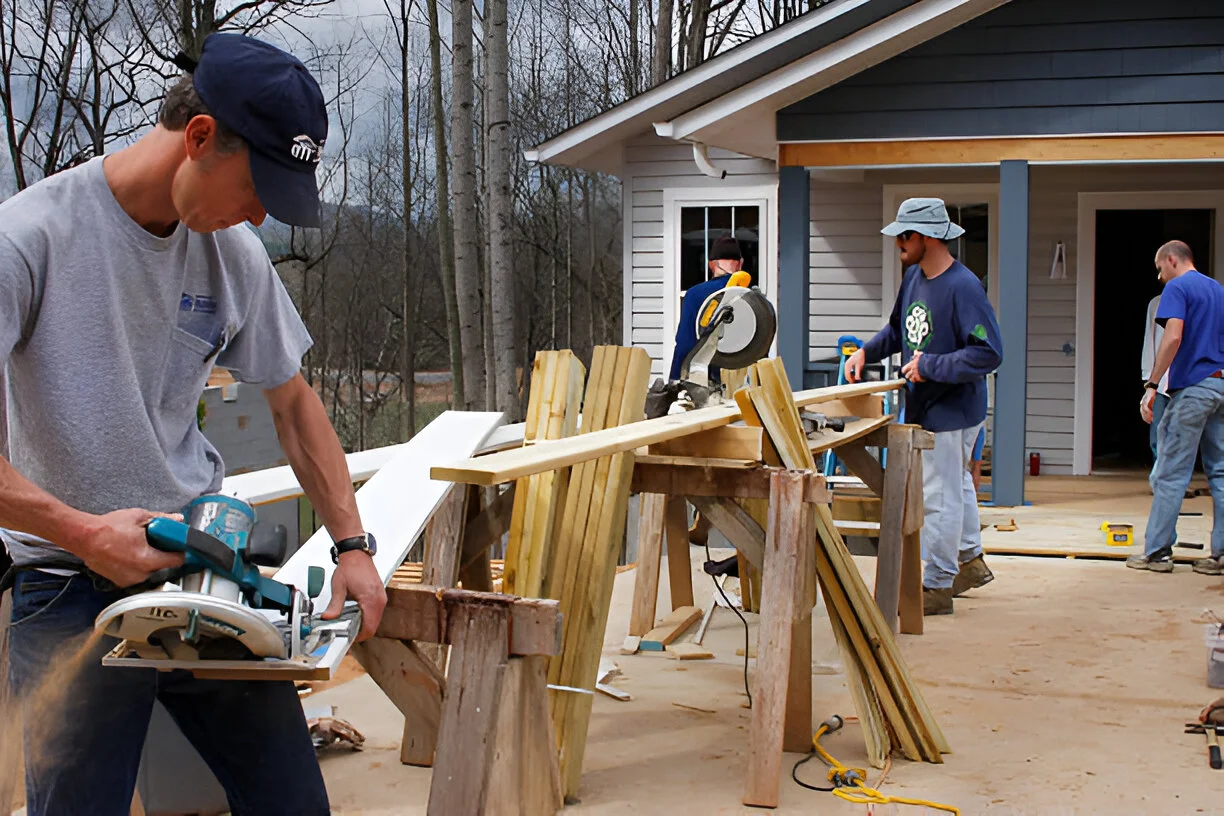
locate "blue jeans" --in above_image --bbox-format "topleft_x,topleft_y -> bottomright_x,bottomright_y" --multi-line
921,423 -> 984,589
1144,376 -> 1224,559
1149,391 -> 1171,462
6,570 -> 329,816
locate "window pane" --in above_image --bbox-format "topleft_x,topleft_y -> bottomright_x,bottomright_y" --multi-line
949,203 -> 989,290
734,206 -> 761,287
680,206 -> 708,291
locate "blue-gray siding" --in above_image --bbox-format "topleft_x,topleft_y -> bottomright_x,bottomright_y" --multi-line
778,0 -> 1224,141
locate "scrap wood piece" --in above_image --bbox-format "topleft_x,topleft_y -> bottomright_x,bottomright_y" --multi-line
628,493 -> 667,637
504,350 -> 585,597
640,605 -> 704,651
665,642 -> 715,660
995,518 -> 1018,532
431,379 -> 905,486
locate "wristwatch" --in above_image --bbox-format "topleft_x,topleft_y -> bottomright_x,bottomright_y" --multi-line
1144,381 -> 1159,391
331,532 -> 377,565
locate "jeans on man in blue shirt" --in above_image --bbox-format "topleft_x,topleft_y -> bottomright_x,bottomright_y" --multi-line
1144,376 -> 1224,559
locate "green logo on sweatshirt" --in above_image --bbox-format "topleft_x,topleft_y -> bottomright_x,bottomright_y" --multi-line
905,301 -> 933,350
972,324 -> 988,341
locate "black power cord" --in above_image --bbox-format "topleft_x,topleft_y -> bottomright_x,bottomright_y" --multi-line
703,540 -> 752,709
791,750 -> 835,792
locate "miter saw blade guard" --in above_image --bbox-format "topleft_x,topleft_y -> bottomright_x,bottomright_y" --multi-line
695,285 -> 777,372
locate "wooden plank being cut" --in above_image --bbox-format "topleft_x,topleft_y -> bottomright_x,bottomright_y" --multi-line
432,380 -> 905,486
275,410 -> 506,614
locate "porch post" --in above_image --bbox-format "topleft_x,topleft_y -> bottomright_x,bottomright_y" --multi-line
993,160 -> 1029,506
777,165 -> 809,387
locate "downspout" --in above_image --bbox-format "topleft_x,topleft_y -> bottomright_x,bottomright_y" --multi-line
691,141 -> 726,179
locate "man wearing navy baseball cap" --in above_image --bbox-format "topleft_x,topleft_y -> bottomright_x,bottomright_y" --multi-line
0,32 -> 382,815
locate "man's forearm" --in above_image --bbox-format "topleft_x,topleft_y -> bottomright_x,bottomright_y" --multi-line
269,378 -> 364,542
0,455 -> 96,551
1147,334 -> 1181,389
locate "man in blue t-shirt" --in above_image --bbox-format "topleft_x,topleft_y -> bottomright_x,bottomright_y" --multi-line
845,198 -> 1003,615
1127,240 -> 1224,574
668,235 -> 743,381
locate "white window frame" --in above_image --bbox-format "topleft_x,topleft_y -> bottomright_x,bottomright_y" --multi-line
1074,190 -> 1224,475
881,183 -> 1001,320
662,185 -> 779,371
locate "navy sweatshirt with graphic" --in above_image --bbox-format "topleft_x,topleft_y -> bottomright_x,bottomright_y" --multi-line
862,261 -> 1003,432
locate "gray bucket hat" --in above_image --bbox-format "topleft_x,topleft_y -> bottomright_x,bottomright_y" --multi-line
881,197 -> 965,240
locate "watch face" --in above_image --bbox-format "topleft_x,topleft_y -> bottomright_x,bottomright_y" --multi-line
366,532 -> 377,556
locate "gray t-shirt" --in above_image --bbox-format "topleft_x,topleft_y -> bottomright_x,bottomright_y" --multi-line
0,156 -> 312,567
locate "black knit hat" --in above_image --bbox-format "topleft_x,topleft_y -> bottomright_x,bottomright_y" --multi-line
709,236 -> 742,261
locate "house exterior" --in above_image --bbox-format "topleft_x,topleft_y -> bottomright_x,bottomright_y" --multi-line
526,0 -> 1224,506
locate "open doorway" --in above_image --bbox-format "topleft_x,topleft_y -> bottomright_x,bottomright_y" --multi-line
1092,209 -> 1213,471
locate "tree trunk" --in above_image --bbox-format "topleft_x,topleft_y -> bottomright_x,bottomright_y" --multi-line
426,0 -> 464,408
653,0 -> 674,86
451,0 -> 484,410
398,0 -> 416,440
485,0 -> 517,419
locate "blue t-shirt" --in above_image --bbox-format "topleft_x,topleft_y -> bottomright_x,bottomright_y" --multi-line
862,261 -> 1003,432
669,274 -> 731,380
1155,270 -> 1224,391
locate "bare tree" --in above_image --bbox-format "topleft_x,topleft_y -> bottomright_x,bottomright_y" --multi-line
425,0 -> 463,407
652,0 -> 674,84
485,0 -> 516,418
125,0 -> 337,60
451,0 -> 483,410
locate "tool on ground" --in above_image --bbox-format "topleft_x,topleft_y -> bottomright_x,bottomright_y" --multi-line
1100,521 -> 1134,547
645,272 -> 776,418
792,713 -> 960,813
1187,697 -> 1224,768
95,494 -> 355,667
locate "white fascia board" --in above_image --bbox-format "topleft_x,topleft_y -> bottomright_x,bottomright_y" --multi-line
657,0 -> 1011,144
528,0 -> 876,165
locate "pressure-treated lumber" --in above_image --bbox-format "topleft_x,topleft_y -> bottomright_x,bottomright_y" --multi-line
504,350 -> 585,597
432,380 -> 904,486
876,424 -> 917,635
640,605 -> 703,650
351,638 -> 443,767
546,346 -> 653,800
378,584 -> 562,657
664,497 -> 695,610
629,493 -> 667,637
743,470 -> 809,808
630,461 -> 831,502
647,425 -> 764,460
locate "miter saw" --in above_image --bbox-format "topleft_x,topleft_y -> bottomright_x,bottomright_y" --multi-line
646,271 -> 777,418
94,494 -> 359,674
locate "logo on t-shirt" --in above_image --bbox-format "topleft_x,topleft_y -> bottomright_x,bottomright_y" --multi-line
905,301 -> 933,350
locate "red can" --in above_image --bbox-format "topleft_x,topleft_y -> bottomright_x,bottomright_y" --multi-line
1029,452 -> 1040,476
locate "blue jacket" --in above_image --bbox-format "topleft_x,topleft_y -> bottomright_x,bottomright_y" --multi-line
863,261 -> 1003,431
669,275 -> 731,381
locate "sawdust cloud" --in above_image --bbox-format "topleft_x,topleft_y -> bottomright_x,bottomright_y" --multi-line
0,628 -> 108,808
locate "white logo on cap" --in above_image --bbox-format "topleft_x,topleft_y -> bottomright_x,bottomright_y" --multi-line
290,134 -> 323,164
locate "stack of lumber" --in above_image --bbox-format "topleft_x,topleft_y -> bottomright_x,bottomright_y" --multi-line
503,350 -> 586,596
740,358 -> 949,767
391,559 -> 506,592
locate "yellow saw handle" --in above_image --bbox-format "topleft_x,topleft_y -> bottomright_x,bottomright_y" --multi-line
699,272 -> 754,327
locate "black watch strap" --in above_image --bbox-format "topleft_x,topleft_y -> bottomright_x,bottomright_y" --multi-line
1144,381 -> 1159,391
331,533 -> 376,564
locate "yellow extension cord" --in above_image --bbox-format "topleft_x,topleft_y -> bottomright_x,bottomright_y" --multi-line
812,723 -> 961,815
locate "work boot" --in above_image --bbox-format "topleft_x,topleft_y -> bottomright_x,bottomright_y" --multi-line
923,587 -> 953,616
1193,555 -> 1224,575
1125,553 -> 1174,573
952,555 -> 995,597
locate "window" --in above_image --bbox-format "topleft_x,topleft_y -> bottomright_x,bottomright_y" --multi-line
947,203 -> 990,291
679,204 -> 761,292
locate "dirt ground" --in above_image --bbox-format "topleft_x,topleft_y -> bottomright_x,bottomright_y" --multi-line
311,478 -> 1224,815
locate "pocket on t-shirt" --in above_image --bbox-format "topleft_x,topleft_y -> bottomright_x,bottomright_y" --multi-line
162,326 -> 216,412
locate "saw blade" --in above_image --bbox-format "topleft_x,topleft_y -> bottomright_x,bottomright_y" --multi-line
709,289 -> 777,369
95,591 -> 287,660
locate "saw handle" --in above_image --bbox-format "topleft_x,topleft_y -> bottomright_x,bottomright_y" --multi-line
1211,727 -> 1223,770
145,517 -> 239,574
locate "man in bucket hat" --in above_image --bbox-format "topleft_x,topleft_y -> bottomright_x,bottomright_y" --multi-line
845,198 -> 1003,615
0,33 -> 385,814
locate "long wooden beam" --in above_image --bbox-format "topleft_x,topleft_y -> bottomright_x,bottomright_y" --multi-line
431,379 -> 905,486
630,462 -> 830,503
778,134 -> 1224,168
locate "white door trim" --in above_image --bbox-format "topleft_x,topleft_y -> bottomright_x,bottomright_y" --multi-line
661,185 -> 779,372
881,183 -> 1000,321
1073,190 -> 1224,475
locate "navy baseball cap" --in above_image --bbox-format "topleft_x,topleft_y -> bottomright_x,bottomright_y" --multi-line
180,33 -> 328,228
